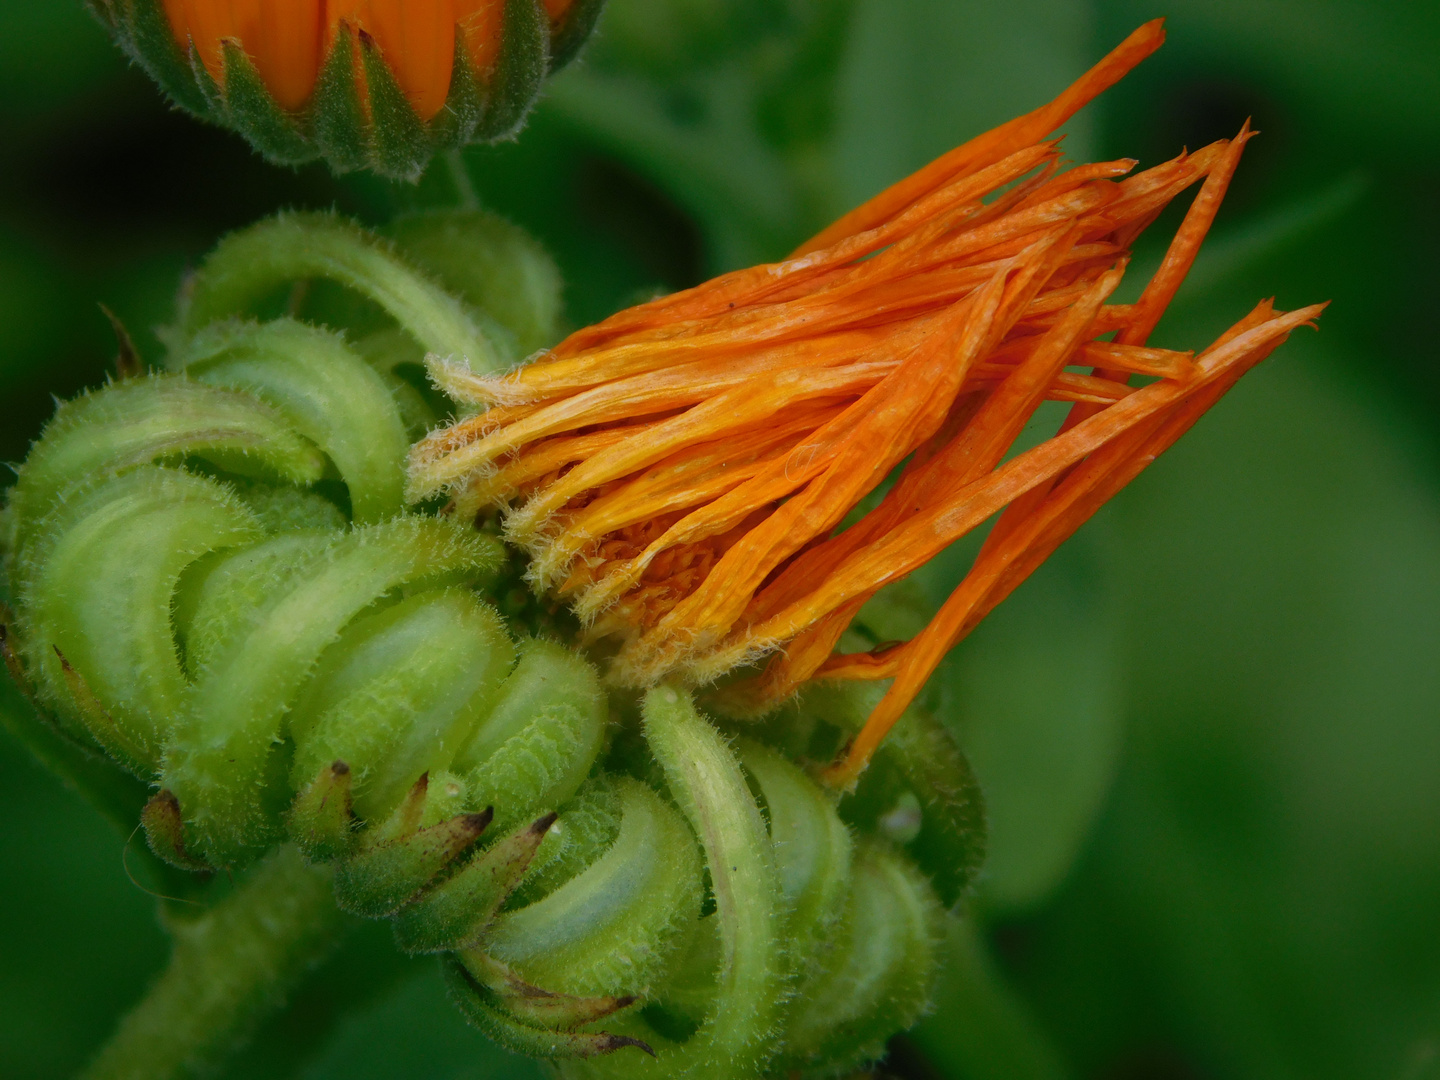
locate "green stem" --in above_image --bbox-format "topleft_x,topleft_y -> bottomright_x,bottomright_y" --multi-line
81,846 -> 344,1080
443,149 -> 481,211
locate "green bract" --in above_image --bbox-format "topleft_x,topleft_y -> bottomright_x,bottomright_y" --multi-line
89,0 -> 608,180
0,211 -> 984,1080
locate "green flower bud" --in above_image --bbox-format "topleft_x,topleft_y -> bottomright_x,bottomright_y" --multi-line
2,211 -> 986,1080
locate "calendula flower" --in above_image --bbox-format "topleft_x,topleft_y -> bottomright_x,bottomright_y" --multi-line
91,0 -> 604,178
407,19 -> 1325,786
5,210 -> 972,1080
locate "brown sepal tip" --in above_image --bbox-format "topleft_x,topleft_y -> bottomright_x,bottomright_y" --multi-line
463,808 -> 495,835
98,303 -> 141,379
142,789 -> 212,872
605,1035 -> 656,1058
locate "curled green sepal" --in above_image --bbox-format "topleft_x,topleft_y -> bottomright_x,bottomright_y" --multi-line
505,780 -> 621,909
162,517 -> 504,866
445,959 -> 654,1060
736,739 -> 853,968
0,611 -> 154,835
451,638 -> 609,837
566,686 -> 788,1080
172,213 -> 510,374
5,376 -> 323,571
485,777 -> 702,1000
172,319 -> 410,523
855,705 -> 987,907
141,789 -> 213,872
287,588 -> 516,822
801,681 -> 987,907
776,841 -> 944,1077
289,760 -> 357,864
15,467 -> 262,773
384,210 -> 563,356
646,736 -> 860,1048
459,951 -> 639,1031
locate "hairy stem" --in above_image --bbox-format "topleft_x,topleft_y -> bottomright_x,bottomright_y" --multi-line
443,149 -> 481,211
81,846 -> 344,1080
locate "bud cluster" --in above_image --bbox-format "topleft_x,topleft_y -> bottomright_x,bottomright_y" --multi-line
1,213 -> 984,1077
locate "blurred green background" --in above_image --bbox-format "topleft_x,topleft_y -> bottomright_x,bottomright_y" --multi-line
2,2 -> 1438,1078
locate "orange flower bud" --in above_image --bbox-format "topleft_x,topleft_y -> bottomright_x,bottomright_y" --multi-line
93,0 -> 605,178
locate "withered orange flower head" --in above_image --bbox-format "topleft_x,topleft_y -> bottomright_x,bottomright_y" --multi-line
408,20 -> 1325,786
93,0 -> 603,178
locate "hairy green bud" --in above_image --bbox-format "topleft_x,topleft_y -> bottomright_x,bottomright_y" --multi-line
2,211 -> 983,1080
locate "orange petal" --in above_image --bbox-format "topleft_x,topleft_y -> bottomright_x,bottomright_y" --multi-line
822,303 -> 1325,786
169,0 -> 324,110
457,0 -> 505,73
792,19 -> 1166,255
327,0 -> 455,121
1119,123 -> 1256,346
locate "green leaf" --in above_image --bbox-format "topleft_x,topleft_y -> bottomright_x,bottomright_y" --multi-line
916,526 -> 1122,915
910,916 -> 1069,1080
1015,323 -> 1440,1079
831,0 -> 1096,210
